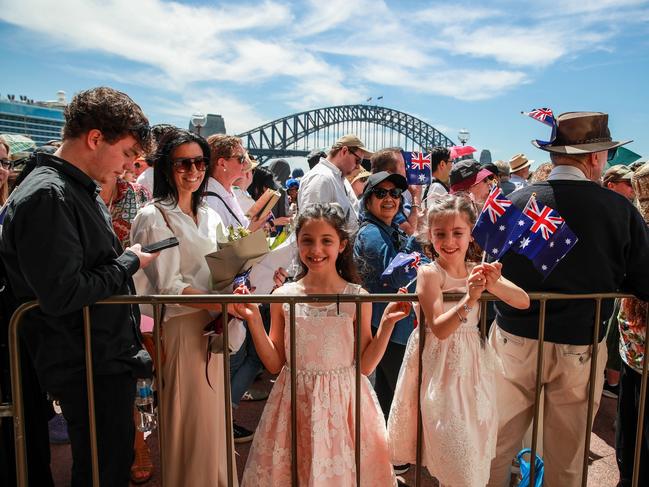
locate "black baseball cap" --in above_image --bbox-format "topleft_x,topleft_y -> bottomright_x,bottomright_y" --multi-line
362,171 -> 408,197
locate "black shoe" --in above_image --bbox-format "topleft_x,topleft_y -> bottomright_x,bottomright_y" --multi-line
233,422 -> 254,443
393,463 -> 410,475
603,382 -> 619,399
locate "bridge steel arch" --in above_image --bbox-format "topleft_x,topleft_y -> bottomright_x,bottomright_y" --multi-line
236,104 -> 455,163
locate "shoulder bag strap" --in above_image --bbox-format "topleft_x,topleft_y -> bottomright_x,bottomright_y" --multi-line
204,191 -> 244,226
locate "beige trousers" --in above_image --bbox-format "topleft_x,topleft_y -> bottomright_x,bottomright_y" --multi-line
487,324 -> 606,487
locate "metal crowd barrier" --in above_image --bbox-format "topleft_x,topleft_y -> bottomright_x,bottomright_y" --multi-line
6,292 -> 649,487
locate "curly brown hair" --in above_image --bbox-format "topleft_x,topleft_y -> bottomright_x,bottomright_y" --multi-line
207,134 -> 242,162
62,87 -> 151,151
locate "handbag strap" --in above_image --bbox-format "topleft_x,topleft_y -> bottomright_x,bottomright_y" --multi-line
204,191 -> 244,226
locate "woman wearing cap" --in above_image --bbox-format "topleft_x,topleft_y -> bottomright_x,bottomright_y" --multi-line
353,171 -> 426,476
448,159 -> 493,206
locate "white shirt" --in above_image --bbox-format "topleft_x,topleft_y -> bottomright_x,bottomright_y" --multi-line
136,167 -> 154,195
510,173 -> 530,190
130,201 -> 227,319
423,182 -> 448,209
233,186 -> 255,214
298,158 -> 359,232
204,177 -> 250,229
547,165 -> 589,181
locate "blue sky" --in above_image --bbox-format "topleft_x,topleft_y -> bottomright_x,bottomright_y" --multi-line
1,0 -> 648,166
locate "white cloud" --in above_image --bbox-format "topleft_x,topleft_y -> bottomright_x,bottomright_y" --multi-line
416,4 -> 501,24
154,88 -> 266,135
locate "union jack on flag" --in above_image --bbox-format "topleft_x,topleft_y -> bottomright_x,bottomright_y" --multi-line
380,251 -> 427,289
403,150 -> 432,185
523,195 -> 564,240
482,187 -> 513,224
522,108 -> 556,127
410,152 -> 431,171
407,252 -> 422,271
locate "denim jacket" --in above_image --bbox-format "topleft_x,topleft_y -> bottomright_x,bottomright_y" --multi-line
353,213 -> 426,345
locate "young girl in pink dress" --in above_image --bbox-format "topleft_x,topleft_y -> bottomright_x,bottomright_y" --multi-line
234,203 -> 409,486
388,194 -> 529,487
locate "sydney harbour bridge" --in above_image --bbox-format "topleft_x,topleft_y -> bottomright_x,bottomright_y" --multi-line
235,104 -> 456,164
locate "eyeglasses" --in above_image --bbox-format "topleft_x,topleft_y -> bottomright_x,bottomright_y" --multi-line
348,148 -> 362,164
227,154 -> 246,165
371,187 -> 403,199
172,156 -> 208,172
0,159 -> 12,170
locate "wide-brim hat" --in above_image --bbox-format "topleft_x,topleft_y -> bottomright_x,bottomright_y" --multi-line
532,111 -> 632,154
509,153 -> 533,172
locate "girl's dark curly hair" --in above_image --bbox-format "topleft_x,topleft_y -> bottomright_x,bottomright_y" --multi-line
420,193 -> 483,262
294,203 -> 360,284
153,129 -> 211,215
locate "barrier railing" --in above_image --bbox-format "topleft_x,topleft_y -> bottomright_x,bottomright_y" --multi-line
6,291 -> 648,486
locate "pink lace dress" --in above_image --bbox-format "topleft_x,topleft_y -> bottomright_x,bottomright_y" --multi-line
241,282 -> 396,486
387,262 -> 500,487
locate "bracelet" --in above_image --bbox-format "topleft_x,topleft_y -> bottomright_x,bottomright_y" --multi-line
462,303 -> 473,314
455,310 -> 468,324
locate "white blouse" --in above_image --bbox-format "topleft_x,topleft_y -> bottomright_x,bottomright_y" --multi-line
130,199 -> 228,319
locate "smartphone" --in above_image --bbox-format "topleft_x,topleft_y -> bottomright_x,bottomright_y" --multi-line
141,237 -> 179,253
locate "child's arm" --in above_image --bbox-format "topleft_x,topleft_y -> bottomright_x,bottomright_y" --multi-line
231,287 -> 286,374
359,292 -> 411,375
418,265 -> 485,340
475,262 -> 530,310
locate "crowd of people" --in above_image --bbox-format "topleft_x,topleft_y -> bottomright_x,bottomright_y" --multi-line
0,87 -> 648,487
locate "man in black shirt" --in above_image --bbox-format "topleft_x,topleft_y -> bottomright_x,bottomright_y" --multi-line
0,87 -> 158,487
487,112 -> 649,487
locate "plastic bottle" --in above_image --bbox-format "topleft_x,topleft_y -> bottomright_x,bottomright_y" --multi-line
135,378 -> 157,433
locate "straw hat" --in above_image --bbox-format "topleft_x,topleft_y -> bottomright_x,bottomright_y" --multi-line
509,153 -> 534,173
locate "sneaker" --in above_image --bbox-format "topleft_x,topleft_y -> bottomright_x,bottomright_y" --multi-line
48,413 -> 70,444
603,382 -> 619,399
241,388 -> 269,402
233,422 -> 254,443
393,463 -> 410,475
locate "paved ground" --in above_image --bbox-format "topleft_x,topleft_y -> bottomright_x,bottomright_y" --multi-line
50,372 -> 621,486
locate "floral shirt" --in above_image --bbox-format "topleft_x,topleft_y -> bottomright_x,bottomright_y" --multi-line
109,178 -> 151,247
618,304 -> 646,374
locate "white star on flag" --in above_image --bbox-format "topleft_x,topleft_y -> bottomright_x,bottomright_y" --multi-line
492,248 -> 499,254
520,237 -> 531,249
418,174 -> 426,182
508,240 -> 514,245
499,225 -> 506,231
565,238 -> 572,245
518,220 -> 525,226
542,264 -> 547,271
549,242 -> 554,248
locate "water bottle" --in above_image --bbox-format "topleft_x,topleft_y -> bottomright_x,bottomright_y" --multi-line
135,378 -> 157,433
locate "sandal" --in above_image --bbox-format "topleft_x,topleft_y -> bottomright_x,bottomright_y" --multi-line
130,442 -> 154,484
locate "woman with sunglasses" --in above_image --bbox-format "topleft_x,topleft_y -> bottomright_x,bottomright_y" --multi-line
352,171 -> 427,477
131,129 -> 238,486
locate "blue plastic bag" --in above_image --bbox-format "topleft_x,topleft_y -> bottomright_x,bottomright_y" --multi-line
517,448 -> 544,487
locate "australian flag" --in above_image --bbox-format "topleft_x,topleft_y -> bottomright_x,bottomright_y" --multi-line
522,107 -> 557,147
380,252 -> 423,289
403,150 -> 431,185
472,186 -> 530,261
512,194 -> 578,278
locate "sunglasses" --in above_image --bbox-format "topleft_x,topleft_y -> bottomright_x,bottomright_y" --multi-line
0,158 -> 12,170
228,154 -> 247,165
172,156 -> 208,172
371,187 -> 403,199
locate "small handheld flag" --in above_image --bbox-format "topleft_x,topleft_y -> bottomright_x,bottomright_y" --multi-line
472,186 -> 530,261
522,107 -> 557,147
381,252 -> 423,289
403,150 -> 431,185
